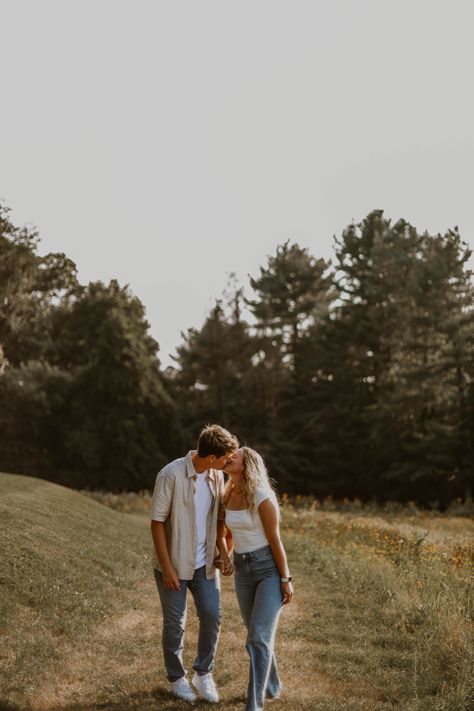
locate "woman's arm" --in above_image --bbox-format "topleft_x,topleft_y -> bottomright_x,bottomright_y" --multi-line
258,499 -> 294,604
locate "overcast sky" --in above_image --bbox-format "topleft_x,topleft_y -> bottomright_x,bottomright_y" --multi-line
1,1 -> 473,367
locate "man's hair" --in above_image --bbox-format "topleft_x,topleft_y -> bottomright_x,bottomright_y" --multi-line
197,424 -> 238,457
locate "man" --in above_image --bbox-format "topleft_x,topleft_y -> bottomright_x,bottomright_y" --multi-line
150,424 -> 238,704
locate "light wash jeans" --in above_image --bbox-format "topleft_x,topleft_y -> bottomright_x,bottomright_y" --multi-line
154,565 -> 221,682
234,544 -> 284,711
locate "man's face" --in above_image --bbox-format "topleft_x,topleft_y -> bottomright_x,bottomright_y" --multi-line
209,451 -> 236,470
223,448 -> 243,474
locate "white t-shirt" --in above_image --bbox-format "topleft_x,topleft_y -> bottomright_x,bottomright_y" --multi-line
194,471 -> 213,569
224,486 -> 279,554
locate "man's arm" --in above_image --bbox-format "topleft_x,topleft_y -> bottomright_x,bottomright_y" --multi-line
215,519 -> 234,575
150,520 -> 180,591
150,470 -> 180,591
215,477 -> 234,575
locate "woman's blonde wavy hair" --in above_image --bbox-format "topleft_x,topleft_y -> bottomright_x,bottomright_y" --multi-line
223,446 -> 277,512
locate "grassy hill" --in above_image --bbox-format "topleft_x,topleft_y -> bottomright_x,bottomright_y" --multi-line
0,474 -> 473,711
0,473 -> 152,710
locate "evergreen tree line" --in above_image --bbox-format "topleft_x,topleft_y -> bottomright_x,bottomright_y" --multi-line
1,205 -> 473,504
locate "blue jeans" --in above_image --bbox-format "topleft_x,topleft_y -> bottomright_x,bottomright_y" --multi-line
234,544 -> 284,711
154,566 -> 221,682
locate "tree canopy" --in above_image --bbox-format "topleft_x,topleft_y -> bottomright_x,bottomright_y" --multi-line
1,204 -> 472,503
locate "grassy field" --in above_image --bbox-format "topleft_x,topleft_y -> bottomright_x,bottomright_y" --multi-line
0,474 -> 473,711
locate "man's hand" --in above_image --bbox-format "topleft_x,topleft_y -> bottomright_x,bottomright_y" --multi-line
162,566 -> 180,591
214,556 -> 234,576
221,559 -> 234,576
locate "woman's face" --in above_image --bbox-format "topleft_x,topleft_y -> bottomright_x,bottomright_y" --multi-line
223,448 -> 244,475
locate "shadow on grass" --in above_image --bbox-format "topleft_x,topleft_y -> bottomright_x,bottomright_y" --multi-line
0,688 -> 248,711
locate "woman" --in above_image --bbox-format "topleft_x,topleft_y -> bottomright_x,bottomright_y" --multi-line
216,447 -> 294,711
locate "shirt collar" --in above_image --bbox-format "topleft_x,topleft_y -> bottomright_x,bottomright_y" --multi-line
185,450 -> 216,482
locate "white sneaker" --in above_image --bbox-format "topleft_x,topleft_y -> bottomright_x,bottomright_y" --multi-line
192,672 -> 219,703
170,676 -> 197,703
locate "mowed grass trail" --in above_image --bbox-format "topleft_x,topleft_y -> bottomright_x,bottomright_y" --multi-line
0,474 -> 473,711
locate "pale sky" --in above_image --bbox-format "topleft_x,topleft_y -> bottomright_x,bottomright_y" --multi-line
1,1 -> 473,367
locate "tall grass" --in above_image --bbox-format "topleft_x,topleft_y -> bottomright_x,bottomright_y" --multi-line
1,476 -> 472,710
282,502 -> 473,711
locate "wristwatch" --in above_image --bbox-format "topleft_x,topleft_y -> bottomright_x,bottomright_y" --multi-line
280,576 -> 292,583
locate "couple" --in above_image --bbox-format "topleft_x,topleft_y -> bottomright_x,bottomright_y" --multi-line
150,424 -> 293,711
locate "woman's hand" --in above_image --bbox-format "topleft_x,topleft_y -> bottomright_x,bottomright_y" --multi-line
216,520 -> 234,575
214,556 -> 234,576
221,557 -> 234,576
281,581 -> 294,604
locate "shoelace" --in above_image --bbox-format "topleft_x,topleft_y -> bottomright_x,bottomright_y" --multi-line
176,679 -> 193,691
202,676 -> 217,692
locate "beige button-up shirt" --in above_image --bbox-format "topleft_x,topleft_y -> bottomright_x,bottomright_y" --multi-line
150,451 -> 224,580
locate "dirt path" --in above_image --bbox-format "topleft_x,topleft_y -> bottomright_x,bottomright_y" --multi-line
30,560 -> 384,711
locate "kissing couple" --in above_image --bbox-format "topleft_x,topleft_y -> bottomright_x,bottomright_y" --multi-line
150,424 -> 294,711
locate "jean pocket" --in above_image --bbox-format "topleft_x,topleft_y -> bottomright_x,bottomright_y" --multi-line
233,557 -> 245,573
253,558 -> 278,577
253,549 -> 275,565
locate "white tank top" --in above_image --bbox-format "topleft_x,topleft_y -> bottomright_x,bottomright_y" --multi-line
224,486 -> 279,554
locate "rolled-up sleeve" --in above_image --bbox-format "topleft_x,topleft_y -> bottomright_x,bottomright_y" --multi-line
150,470 -> 175,522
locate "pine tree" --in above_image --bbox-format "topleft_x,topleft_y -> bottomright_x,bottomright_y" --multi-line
246,242 -> 334,489
47,279 -> 180,489
170,284 -> 255,444
380,228 -> 474,503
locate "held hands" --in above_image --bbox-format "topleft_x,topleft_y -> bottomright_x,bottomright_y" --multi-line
221,558 -> 234,575
214,556 -> 234,576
